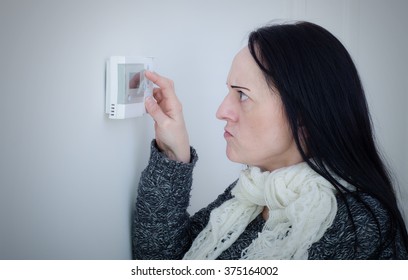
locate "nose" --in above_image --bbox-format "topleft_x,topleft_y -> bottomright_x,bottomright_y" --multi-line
216,92 -> 237,122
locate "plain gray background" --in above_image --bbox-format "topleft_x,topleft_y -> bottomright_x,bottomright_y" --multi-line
0,0 -> 407,259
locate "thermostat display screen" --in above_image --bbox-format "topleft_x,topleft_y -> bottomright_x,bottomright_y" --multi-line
129,72 -> 141,89
117,63 -> 145,104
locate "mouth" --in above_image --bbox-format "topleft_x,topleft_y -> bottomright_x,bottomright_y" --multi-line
224,128 -> 233,139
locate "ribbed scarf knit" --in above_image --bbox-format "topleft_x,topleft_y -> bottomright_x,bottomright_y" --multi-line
183,162 -> 338,259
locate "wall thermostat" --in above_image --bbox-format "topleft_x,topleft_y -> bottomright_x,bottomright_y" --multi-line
105,56 -> 154,119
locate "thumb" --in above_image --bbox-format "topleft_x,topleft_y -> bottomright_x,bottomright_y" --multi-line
145,96 -> 168,124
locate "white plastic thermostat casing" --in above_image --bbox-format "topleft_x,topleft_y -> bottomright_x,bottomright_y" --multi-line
105,56 -> 154,119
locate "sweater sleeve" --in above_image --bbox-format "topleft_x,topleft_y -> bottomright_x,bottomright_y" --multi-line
132,140 -> 198,260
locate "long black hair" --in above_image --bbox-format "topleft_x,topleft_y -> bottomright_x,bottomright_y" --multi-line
248,21 -> 408,258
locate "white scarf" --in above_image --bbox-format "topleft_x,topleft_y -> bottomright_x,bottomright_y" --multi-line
183,162 -> 338,259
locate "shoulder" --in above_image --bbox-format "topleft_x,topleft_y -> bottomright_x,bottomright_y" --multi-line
337,192 -> 388,229
309,191 -> 405,259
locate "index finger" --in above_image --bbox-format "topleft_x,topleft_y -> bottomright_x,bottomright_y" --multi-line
145,71 -> 175,92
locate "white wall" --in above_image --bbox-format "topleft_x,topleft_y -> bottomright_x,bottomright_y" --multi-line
356,0 -> 408,220
0,0 -> 406,259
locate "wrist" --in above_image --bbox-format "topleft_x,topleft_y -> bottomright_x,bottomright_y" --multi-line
155,140 -> 191,163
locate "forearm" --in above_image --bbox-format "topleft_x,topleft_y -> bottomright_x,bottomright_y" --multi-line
132,140 -> 198,259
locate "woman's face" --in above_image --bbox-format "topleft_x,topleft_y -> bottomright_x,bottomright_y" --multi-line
216,47 -> 302,171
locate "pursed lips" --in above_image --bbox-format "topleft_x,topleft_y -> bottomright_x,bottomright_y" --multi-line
224,127 -> 234,138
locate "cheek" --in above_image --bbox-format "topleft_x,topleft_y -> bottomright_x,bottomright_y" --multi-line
248,110 -> 293,150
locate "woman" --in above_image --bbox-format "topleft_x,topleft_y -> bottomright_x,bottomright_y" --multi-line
132,21 -> 408,259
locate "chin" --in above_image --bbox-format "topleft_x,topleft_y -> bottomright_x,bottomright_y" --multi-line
225,150 -> 246,165
225,150 -> 237,163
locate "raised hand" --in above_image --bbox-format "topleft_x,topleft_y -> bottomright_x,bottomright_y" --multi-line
144,71 -> 191,163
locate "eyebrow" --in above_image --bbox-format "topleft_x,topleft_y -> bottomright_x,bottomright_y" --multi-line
230,85 -> 251,92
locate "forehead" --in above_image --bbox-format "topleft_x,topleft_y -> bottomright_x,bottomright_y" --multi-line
228,47 -> 266,87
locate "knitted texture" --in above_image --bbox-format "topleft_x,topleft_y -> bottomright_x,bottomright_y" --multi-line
132,141 -> 408,259
184,163 -> 337,259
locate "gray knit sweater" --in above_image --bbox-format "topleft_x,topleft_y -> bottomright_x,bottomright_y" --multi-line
132,141 -> 408,259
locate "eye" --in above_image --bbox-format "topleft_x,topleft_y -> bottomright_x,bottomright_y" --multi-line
238,90 -> 249,102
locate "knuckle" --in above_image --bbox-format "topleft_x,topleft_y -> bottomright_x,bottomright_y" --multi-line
163,78 -> 175,89
168,79 -> 175,88
148,103 -> 160,115
176,102 -> 183,112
